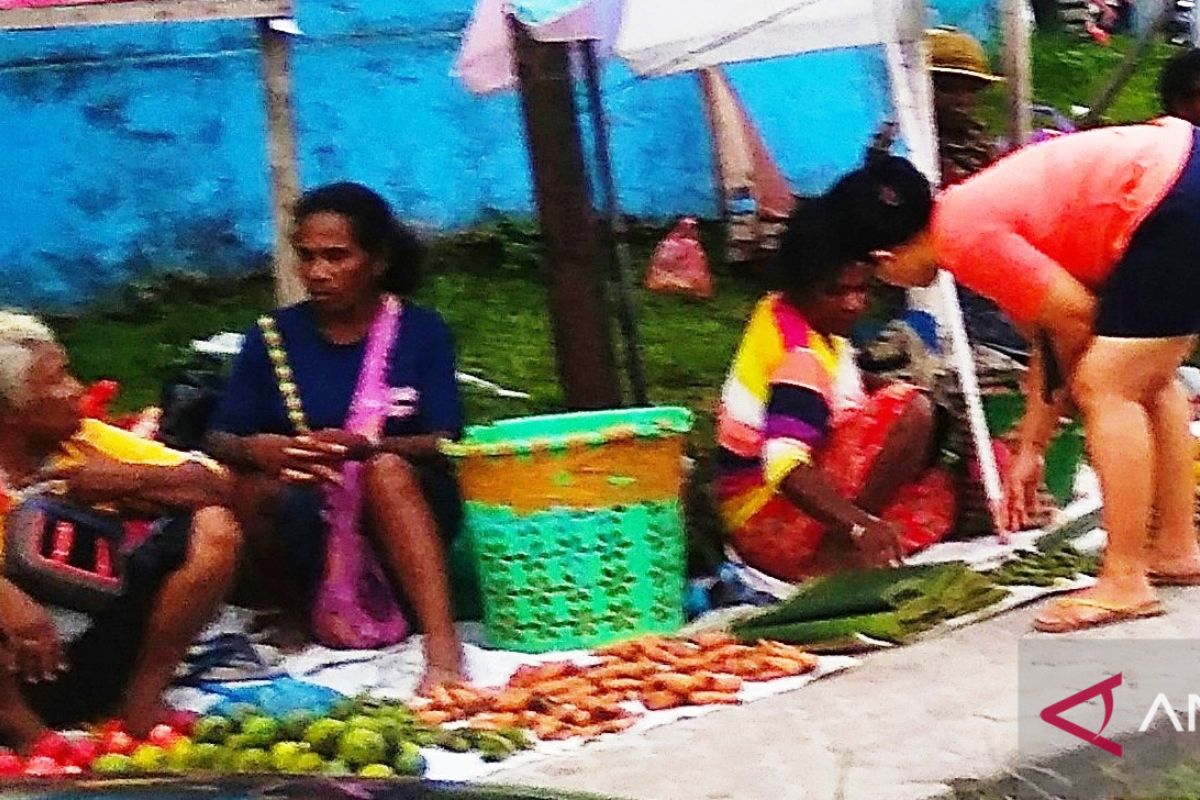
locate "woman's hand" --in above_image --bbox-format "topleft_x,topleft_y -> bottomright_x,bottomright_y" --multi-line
852,517 -> 903,568
243,434 -> 347,484
0,581 -> 62,684
999,447 -> 1045,533
309,430 -> 375,462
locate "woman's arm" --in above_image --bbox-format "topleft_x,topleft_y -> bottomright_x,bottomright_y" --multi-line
45,456 -> 231,511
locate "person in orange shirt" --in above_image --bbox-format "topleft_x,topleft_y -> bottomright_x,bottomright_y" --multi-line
863,117 -> 1200,632
0,313 -> 240,751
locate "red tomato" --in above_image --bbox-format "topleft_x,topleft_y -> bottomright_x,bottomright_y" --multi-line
100,730 -> 136,756
23,756 -> 62,777
94,719 -> 127,737
146,724 -> 180,749
61,765 -> 83,776
30,733 -> 71,763
65,738 -> 100,768
0,752 -> 24,775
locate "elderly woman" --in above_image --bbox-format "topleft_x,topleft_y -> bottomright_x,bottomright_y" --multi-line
0,312 -> 239,750
207,183 -> 463,688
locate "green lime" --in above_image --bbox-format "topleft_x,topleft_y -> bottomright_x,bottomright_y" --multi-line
165,739 -> 196,772
240,716 -> 282,749
337,727 -> 388,768
280,710 -> 317,742
294,752 -> 325,773
392,749 -> 427,777
345,714 -> 387,732
232,747 -> 272,773
323,759 -> 352,776
129,744 -> 167,772
303,718 -> 347,758
270,741 -> 306,772
188,742 -> 223,770
91,753 -> 134,774
358,763 -> 395,779
193,715 -> 234,744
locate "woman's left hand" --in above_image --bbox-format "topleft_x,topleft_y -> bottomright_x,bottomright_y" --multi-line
310,430 -> 375,461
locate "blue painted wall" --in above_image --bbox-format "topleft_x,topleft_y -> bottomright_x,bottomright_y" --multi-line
0,0 -> 995,308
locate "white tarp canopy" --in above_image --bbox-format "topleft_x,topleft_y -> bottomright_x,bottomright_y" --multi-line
618,0 -> 910,78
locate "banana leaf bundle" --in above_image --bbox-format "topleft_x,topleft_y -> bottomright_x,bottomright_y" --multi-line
732,562 -> 1008,646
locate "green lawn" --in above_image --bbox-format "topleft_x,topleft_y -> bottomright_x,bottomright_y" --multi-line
53,31 -> 1178,451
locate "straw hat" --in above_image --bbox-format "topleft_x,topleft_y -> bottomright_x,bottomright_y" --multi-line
926,26 -> 1004,83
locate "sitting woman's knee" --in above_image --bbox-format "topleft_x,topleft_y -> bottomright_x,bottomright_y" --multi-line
189,506 -> 242,573
364,452 -> 419,490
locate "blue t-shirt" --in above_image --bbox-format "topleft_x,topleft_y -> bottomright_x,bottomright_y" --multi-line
210,301 -> 463,438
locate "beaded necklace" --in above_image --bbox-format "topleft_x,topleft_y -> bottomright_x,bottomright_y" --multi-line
257,315 -> 311,435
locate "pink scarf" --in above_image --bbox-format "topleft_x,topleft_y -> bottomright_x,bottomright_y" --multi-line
310,295 -> 409,649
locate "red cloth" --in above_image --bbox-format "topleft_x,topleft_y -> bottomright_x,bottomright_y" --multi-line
729,384 -> 955,581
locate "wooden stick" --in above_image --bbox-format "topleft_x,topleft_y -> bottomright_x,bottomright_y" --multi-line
258,19 -> 305,306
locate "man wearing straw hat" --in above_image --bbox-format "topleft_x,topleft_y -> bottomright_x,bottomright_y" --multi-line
927,26 -> 1005,187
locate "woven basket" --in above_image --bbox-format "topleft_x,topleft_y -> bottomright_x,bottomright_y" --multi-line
442,407 -> 693,653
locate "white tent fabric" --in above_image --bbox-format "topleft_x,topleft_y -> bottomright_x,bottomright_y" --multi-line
616,0 -> 907,78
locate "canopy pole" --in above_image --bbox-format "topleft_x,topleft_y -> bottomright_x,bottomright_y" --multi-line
511,18 -> 623,410
580,40 -> 648,407
1001,0 -> 1033,146
257,19 -> 305,306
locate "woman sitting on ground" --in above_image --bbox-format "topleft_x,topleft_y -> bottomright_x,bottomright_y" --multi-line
207,182 -> 463,688
0,312 -> 239,750
715,163 -> 955,583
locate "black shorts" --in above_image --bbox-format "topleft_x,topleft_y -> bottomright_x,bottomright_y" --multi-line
1096,126 -> 1200,338
20,514 -> 192,728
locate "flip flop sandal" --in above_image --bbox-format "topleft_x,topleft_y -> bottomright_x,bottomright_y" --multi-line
1148,571 -> 1200,587
1033,596 -> 1165,634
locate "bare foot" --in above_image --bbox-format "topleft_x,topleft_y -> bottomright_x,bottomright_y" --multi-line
419,633 -> 464,693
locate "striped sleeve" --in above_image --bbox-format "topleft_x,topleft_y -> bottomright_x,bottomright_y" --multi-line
762,349 -> 831,488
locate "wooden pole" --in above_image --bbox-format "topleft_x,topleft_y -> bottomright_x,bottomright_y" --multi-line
511,20 -> 622,410
1001,0 -> 1033,146
581,41 -> 647,407
258,19 -> 305,306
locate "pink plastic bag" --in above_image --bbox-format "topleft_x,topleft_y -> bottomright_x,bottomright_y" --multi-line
310,296 -> 409,649
645,218 -> 714,299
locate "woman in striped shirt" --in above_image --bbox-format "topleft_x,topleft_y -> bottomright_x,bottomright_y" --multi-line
715,159 -> 954,582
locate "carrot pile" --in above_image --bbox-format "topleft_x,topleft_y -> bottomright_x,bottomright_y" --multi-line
413,633 -> 819,741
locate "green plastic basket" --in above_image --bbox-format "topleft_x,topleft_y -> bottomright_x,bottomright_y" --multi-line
443,407 -> 693,653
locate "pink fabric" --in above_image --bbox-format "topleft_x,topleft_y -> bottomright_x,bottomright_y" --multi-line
310,296 -> 409,650
932,117 -> 1194,324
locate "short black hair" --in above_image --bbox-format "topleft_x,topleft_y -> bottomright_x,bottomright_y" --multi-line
293,182 -> 423,295
1160,48 -> 1200,117
772,155 -> 933,300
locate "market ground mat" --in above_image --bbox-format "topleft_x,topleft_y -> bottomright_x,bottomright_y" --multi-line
0,776 -> 629,799
165,621 -> 856,783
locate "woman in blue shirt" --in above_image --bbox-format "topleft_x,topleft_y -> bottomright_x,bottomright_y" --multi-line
207,183 -> 463,688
